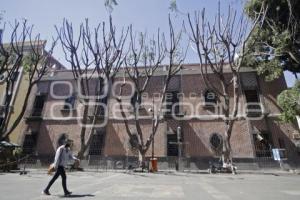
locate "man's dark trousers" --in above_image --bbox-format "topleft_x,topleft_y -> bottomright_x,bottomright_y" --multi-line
45,166 -> 68,193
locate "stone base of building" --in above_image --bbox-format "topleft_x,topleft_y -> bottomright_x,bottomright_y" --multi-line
17,154 -> 300,171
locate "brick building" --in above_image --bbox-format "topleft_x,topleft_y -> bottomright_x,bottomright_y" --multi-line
19,64 -> 300,169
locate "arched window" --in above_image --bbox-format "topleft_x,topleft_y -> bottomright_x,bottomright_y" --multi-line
129,134 -> 139,150
204,90 -> 217,105
22,133 -> 37,155
164,91 -> 179,117
88,130 -> 105,156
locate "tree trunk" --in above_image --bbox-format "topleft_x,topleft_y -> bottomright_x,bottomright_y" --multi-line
222,133 -> 232,165
77,145 -> 86,160
77,102 -> 89,160
139,150 -> 147,171
222,122 -> 236,174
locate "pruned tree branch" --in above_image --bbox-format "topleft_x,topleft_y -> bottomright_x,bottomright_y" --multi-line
0,20 -> 57,140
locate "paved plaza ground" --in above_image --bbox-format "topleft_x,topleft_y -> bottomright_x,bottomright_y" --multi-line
1,170 -> 300,200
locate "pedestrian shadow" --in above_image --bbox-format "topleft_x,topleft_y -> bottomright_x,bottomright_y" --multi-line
58,194 -> 95,198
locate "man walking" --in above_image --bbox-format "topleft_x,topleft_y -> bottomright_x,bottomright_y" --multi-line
43,140 -> 79,196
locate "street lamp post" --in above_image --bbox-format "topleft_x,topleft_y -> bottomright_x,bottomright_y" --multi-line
151,97 -> 155,159
177,126 -> 182,171
148,97 -> 158,172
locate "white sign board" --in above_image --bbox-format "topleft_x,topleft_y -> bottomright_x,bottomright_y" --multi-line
272,149 -> 281,161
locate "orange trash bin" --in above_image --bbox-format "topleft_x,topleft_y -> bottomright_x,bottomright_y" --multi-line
150,158 -> 158,172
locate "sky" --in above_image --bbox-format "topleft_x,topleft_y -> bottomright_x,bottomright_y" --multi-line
0,0 -> 297,87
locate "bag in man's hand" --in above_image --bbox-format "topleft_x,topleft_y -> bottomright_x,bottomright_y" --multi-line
47,164 -> 56,175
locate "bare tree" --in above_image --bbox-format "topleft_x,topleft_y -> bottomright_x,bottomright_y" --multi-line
116,17 -> 185,170
187,3 -> 265,171
0,20 -> 56,141
56,16 -> 128,159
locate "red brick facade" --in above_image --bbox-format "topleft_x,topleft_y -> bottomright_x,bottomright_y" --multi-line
19,64 -> 300,167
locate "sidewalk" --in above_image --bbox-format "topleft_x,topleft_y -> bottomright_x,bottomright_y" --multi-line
13,167 -> 300,177
1,169 -> 300,200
